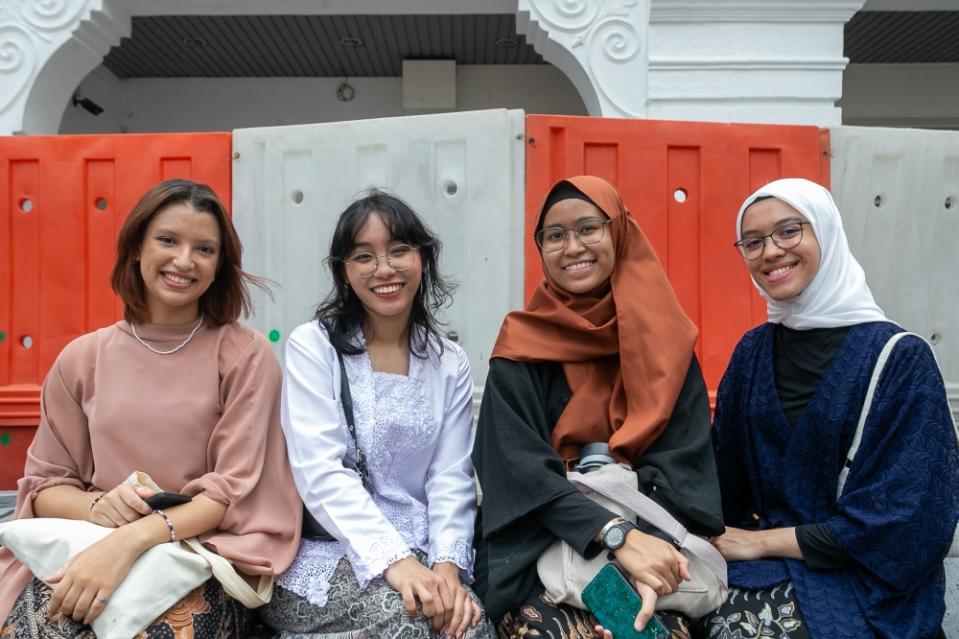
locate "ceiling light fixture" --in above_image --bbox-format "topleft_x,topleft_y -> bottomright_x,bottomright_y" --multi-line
495,36 -> 519,49
339,35 -> 363,48
183,36 -> 207,47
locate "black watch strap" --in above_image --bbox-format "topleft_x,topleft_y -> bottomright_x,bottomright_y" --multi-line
602,520 -> 636,552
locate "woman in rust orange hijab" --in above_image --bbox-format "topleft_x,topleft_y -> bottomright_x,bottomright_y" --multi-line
472,176 -> 724,638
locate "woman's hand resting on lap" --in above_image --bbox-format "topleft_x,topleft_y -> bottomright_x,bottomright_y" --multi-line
606,528 -> 689,633
612,529 -> 690,596
384,555 -> 453,632
46,524 -> 154,625
432,561 -> 482,639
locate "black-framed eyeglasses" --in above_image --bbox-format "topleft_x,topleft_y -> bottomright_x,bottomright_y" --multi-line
734,222 -> 810,260
535,218 -> 612,253
341,244 -> 418,278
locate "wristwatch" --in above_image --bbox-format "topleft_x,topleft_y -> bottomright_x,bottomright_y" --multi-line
601,519 -> 637,552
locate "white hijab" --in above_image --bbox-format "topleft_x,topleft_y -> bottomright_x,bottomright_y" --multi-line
735,178 -> 886,330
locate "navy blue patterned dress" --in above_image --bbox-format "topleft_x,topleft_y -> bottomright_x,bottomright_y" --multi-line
712,321 -> 959,638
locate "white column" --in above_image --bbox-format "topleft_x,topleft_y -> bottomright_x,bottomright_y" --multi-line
646,0 -> 865,125
518,0 -> 866,126
517,0 -> 651,118
0,0 -> 129,135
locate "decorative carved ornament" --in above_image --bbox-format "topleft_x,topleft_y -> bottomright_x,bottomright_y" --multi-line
520,0 -> 647,117
0,0 -> 94,114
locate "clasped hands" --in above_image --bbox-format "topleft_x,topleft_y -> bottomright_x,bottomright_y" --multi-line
594,527 -> 691,639
384,556 -> 482,639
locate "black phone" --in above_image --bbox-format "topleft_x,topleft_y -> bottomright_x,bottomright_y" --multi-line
145,492 -> 192,509
581,564 -> 669,639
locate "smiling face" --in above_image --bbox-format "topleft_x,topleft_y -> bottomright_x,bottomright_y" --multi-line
540,198 -> 615,295
344,212 -> 423,327
741,197 -> 821,301
137,203 -> 220,324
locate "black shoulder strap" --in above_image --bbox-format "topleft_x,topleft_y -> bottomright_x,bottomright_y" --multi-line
338,352 -> 371,491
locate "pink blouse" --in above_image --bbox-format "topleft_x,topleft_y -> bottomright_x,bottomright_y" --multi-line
0,320 -> 302,621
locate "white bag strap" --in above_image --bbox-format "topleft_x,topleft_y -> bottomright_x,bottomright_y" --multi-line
836,331 -> 959,498
835,331 -> 959,558
568,470 -> 728,586
125,471 -> 274,607
182,538 -> 273,607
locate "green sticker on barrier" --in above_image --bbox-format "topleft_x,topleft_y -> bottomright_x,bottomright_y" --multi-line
0,331 -> 5,341
0,433 -> 11,446
268,329 -> 281,343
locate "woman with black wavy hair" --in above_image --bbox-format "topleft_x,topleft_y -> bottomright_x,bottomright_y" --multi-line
260,190 -> 494,639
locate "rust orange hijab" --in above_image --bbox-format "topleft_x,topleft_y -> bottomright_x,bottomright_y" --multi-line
492,176 -> 698,464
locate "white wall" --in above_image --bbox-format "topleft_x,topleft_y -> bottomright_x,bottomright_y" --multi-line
59,64 -> 587,134
841,63 -> 959,130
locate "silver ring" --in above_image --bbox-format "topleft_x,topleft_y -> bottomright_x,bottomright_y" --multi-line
94,595 -> 109,605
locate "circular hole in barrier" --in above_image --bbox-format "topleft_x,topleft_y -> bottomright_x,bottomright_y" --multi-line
268,329 -> 281,343
945,196 -> 954,211
673,188 -> 688,203
292,190 -> 304,205
930,332 -> 942,345
20,335 -> 33,349
873,194 -> 884,208
19,198 -> 32,213
444,181 -> 458,197
95,197 -> 108,211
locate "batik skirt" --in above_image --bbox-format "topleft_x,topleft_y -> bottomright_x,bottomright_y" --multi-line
1,577 -> 250,639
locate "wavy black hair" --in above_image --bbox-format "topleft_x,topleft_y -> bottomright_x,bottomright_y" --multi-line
314,190 -> 455,358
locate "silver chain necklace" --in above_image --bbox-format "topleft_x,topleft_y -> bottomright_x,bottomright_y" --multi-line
130,316 -> 204,355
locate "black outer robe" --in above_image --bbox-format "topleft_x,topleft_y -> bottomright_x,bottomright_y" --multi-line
472,354 -> 725,621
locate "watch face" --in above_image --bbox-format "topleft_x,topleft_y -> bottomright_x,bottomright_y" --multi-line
605,526 -> 626,549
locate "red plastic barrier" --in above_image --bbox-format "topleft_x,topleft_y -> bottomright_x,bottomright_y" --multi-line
0,133 -> 231,488
525,115 -> 829,404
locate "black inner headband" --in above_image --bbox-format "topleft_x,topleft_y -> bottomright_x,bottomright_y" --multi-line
538,182 -> 600,231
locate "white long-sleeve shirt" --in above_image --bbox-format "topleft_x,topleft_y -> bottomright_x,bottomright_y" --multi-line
277,321 -> 477,606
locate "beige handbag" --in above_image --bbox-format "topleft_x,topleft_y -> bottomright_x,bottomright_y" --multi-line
0,472 -> 272,639
536,463 -> 728,618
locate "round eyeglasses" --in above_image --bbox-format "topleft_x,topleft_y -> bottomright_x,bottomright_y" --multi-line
734,222 -> 810,260
343,244 -> 418,278
535,218 -> 612,253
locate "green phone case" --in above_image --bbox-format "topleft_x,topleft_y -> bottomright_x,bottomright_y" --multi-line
581,564 -> 669,639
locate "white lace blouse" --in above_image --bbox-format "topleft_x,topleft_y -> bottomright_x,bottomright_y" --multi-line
277,321 -> 478,606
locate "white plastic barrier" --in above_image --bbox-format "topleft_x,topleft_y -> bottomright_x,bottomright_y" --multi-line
831,126 -> 959,419
232,109 -> 526,390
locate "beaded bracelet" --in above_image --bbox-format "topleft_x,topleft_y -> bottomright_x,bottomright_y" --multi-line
89,492 -> 106,511
154,509 -> 176,543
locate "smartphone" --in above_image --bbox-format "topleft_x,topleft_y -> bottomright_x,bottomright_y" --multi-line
145,492 -> 192,509
581,564 -> 669,639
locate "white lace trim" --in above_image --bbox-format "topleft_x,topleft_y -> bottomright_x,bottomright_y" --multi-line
429,538 -> 475,583
277,538 -> 347,607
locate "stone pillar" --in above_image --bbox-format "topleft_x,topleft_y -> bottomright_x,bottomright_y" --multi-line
0,0 -> 129,135
518,0 -> 866,126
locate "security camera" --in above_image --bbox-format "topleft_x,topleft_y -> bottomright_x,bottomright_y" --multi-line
72,94 -> 104,116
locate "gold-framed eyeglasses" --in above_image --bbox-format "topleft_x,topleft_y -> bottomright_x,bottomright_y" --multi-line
734,222 -> 810,260
342,244 -> 418,278
535,218 -> 612,253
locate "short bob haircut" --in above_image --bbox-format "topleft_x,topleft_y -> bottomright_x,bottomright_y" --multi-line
315,189 -> 455,358
111,178 -> 263,327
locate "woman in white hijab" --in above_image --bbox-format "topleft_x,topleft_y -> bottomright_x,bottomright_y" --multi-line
704,178 -> 958,639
